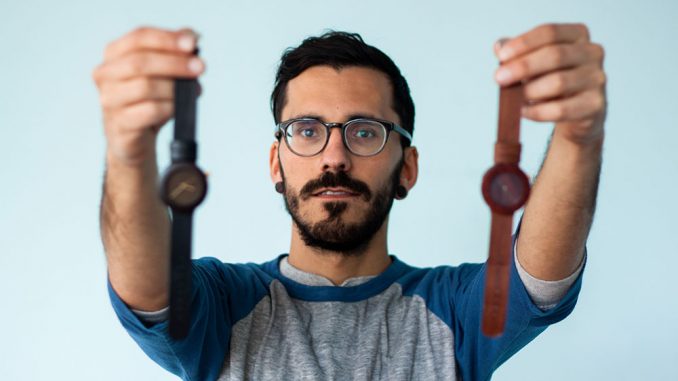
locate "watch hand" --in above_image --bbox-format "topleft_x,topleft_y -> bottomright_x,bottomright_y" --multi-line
169,182 -> 197,200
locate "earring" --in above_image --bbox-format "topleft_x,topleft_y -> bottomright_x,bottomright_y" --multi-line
395,185 -> 408,200
275,181 -> 285,194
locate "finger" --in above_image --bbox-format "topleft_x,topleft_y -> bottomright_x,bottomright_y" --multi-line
493,37 -> 510,57
521,89 -> 606,122
523,64 -> 606,103
100,78 -> 174,110
495,42 -> 603,85
113,100 -> 174,132
104,27 -> 198,61
93,51 -> 205,83
497,23 -> 590,62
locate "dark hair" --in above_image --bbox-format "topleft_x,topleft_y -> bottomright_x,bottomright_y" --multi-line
271,31 -> 415,147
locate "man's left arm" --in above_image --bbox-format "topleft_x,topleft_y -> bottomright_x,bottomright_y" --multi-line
495,23 -> 607,280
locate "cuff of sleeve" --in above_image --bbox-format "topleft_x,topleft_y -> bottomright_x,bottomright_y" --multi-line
131,306 -> 170,324
107,277 -> 170,332
514,238 -> 586,311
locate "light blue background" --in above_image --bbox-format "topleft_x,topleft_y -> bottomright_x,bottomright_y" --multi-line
1,0 -> 676,379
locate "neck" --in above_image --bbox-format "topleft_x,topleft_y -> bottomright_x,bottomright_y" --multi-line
288,219 -> 391,285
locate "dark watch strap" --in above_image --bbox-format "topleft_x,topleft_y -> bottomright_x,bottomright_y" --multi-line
173,79 -> 199,142
169,210 -> 193,339
168,70 -> 200,340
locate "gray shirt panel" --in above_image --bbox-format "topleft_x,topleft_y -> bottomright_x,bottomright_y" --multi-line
221,280 -> 456,381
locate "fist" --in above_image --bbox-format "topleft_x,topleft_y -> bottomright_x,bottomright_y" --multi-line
92,27 -> 205,167
494,23 -> 607,146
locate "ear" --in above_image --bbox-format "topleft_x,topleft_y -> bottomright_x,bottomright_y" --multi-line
269,140 -> 282,183
399,146 -> 419,192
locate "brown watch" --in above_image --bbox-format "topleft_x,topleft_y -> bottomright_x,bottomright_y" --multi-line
480,83 -> 530,337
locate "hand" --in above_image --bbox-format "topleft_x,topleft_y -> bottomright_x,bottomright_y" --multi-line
494,23 -> 607,146
92,27 -> 205,167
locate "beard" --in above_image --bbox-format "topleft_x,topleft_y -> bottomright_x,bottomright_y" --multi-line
281,159 -> 403,255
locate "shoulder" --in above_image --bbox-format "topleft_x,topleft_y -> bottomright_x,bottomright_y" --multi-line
394,258 -> 484,297
192,255 -> 279,286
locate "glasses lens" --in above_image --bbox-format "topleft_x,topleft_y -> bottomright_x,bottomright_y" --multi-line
344,120 -> 387,156
285,120 -> 327,156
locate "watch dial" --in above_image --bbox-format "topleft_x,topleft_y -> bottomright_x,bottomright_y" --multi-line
166,165 -> 207,209
482,164 -> 530,214
489,171 -> 527,209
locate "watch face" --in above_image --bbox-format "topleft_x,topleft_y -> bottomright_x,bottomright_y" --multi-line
482,164 -> 530,214
160,163 -> 207,211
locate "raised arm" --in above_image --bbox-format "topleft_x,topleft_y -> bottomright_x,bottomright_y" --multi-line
494,23 -> 607,280
93,27 -> 204,310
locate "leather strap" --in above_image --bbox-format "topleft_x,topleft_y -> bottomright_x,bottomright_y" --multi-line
494,84 -> 523,165
482,83 -> 524,338
169,211 -> 193,339
481,212 -> 513,337
168,75 -> 200,340
173,79 -> 199,142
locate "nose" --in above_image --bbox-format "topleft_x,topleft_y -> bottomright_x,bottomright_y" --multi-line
321,127 -> 352,172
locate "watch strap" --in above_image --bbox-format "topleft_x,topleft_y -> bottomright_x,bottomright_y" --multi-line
481,82 -> 525,338
481,212 -> 514,337
173,79 -> 199,142
495,84 -> 524,165
168,210 -> 193,339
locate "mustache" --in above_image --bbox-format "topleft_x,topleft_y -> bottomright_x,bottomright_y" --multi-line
299,171 -> 372,202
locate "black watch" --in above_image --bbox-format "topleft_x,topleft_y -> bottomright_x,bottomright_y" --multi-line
158,76 -> 207,339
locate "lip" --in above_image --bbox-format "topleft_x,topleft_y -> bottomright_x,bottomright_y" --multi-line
312,188 -> 360,199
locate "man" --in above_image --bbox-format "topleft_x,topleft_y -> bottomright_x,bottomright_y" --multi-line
94,24 -> 606,380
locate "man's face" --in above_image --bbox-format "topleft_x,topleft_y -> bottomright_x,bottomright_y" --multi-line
271,65 -> 411,254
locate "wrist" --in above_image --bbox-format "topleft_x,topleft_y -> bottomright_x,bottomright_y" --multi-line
106,148 -> 158,176
551,128 -> 604,160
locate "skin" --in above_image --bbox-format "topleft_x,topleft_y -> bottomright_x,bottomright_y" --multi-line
93,27 -> 204,310
94,23 -> 606,311
269,66 -> 419,285
494,24 -> 607,280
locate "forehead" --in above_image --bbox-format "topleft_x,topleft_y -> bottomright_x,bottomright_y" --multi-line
281,65 -> 396,122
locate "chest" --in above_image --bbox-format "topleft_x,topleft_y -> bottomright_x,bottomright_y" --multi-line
221,281 -> 457,381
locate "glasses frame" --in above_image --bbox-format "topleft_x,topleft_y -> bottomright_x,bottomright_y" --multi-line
274,117 -> 413,157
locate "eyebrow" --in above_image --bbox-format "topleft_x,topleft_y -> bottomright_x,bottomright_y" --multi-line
287,113 -> 383,122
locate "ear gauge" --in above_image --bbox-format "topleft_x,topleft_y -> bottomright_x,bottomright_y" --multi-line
275,181 -> 285,194
395,185 -> 408,200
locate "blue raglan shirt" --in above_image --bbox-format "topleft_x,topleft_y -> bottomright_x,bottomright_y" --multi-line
108,238 -> 584,381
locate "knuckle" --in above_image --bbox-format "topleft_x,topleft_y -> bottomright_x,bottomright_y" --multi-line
136,78 -> 155,98
553,74 -> 568,93
591,92 -> 605,110
99,92 -> 112,108
578,23 -> 591,40
131,26 -> 152,39
539,24 -> 558,40
144,102 -> 164,118
103,44 -> 115,60
91,65 -> 103,84
552,45 -> 567,64
516,60 -> 531,77
552,104 -> 566,120
530,106 -> 544,120
591,43 -> 605,61
127,53 -> 147,75
595,70 -> 607,87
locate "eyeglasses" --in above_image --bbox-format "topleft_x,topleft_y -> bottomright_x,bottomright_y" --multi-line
274,117 -> 412,157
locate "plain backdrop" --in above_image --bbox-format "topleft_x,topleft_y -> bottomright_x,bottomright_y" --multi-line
1,0 -> 677,380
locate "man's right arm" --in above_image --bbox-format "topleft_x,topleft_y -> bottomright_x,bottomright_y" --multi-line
93,27 -> 204,312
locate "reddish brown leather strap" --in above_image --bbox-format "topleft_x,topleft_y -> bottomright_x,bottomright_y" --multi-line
482,213 -> 513,337
481,83 -> 524,338
495,84 -> 524,165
